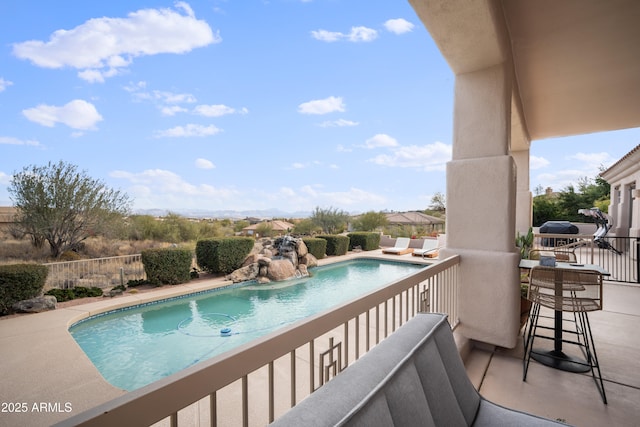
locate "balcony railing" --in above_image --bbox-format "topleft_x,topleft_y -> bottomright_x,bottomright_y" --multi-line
534,233 -> 639,283
54,255 -> 460,427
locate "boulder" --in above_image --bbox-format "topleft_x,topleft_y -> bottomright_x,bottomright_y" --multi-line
242,253 -> 261,267
267,259 -> 296,282
296,240 -> 309,257
256,276 -> 271,284
300,253 -> 318,268
257,256 -> 272,266
12,296 -> 57,313
227,263 -> 260,283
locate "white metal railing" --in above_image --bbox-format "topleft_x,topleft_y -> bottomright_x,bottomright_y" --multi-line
43,255 -> 145,290
54,255 -> 460,427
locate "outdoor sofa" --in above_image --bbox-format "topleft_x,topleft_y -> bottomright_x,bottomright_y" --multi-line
271,313 -> 564,427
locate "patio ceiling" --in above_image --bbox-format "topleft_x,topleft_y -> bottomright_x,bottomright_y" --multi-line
409,0 -> 640,147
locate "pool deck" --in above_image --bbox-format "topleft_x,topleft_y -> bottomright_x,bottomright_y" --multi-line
0,251 -> 428,426
7,249 -> 637,427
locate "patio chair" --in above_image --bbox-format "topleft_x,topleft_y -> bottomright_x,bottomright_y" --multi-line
523,266 -> 607,403
381,237 -> 413,255
412,238 -> 439,258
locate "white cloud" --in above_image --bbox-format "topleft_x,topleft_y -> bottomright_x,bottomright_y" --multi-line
298,96 -> 345,115
336,144 -> 352,152
291,162 -> 306,169
0,171 -> 10,185
310,29 -> 343,42
195,158 -> 215,169
368,141 -> 452,171
311,26 -> 378,43
0,136 -> 41,147
363,134 -> 398,149
154,123 -> 221,138
161,106 -> 189,116
348,26 -> 378,42
13,3 -> 219,83
0,77 -> 13,92
22,99 -> 103,130
318,119 -> 359,128
110,168 -> 238,209
530,155 -> 550,170
383,18 -> 414,34
569,152 -> 613,168
193,104 -> 248,117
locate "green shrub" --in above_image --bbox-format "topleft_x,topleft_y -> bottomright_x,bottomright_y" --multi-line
0,264 -> 48,315
317,235 -> 350,256
44,288 -> 75,302
126,278 -> 150,287
141,247 -> 193,285
45,286 -> 103,302
346,232 -> 381,251
302,237 -> 327,259
196,237 -> 254,274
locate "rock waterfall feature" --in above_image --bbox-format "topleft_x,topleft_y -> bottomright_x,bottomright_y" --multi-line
226,236 -> 318,284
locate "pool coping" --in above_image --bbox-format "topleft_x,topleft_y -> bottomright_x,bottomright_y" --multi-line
0,250 -> 431,426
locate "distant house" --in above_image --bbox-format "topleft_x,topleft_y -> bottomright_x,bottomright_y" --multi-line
385,211 -> 445,234
242,220 -> 295,237
0,207 -> 18,237
600,143 -> 640,238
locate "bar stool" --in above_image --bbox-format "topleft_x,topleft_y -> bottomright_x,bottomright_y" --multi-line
523,266 -> 607,404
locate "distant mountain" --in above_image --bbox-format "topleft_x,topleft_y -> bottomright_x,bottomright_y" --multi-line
133,208 -> 313,220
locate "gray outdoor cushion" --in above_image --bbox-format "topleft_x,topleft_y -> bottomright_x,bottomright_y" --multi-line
271,313 -> 565,427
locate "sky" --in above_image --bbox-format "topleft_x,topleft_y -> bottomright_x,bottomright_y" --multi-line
1,1 -> 639,217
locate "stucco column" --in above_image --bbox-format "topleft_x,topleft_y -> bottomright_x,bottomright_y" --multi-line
439,62 -> 520,348
512,149 -> 532,235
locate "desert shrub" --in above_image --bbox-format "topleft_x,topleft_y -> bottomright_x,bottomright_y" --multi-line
45,286 -> 103,302
196,237 -> 254,274
0,264 -> 48,314
316,235 -> 350,256
302,238 -> 327,259
346,232 -> 381,251
141,247 -> 193,285
59,250 -> 83,261
126,278 -> 150,287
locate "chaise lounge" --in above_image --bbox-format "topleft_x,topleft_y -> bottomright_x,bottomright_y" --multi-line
271,313 -> 564,427
381,237 -> 413,255
412,238 -> 439,258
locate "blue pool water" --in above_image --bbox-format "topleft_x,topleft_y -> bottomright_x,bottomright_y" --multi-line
70,259 -> 426,391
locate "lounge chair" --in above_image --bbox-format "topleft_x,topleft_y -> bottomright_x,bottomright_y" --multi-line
381,237 -> 413,255
412,238 -> 439,258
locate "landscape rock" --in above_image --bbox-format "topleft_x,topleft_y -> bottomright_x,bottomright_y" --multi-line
267,259 -> 296,281
227,263 -> 260,283
296,240 -> 309,257
12,296 -> 57,313
300,253 -> 318,268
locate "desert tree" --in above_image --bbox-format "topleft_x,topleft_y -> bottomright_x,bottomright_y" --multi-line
429,191 -> 446,212
310,206 -> 350,234
351,211 -> 389,231
9,160 -> 131,258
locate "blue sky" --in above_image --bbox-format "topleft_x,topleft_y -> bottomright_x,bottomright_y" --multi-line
1,1 -> 639,216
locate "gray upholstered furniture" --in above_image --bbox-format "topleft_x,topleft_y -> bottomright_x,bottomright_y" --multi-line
271,313 -> 565,427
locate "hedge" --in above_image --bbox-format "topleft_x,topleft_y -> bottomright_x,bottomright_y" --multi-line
346,232 -> 381,251
141,247 -> 193,285
302,238 -> 327,260
196,237 -> 254,274
45,286 -> 103,302
0,264 -> 48,315
316,235 -> 350,256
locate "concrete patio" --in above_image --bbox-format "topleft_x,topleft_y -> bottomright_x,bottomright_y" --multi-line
0,251 -> 638,426
467,281 -> 640,426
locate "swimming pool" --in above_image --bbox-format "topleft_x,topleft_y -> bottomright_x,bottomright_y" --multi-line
70,259 -> 426,391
